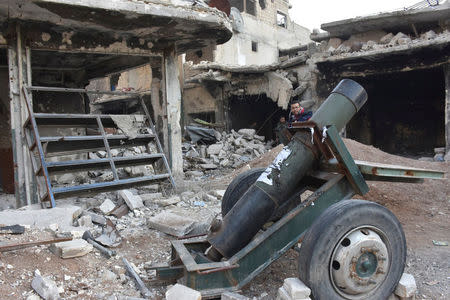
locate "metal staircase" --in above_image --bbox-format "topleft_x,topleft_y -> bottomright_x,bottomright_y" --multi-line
22,86 -> 174,208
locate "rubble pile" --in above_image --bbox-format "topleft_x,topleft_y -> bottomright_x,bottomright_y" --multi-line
324,29 -> 450,56
183,128 -> 272,174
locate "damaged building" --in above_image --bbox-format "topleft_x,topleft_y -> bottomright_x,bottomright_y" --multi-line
0,0 -> 232,207
184,0 -> 450,158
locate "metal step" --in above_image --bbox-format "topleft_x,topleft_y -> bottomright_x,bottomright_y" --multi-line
41,134 -> 156,155
46,154 -> 164,174
31,113 -> 146,127
52,174 -> 171,199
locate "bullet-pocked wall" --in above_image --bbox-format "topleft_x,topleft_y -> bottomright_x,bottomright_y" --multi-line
229,94 -> 288,141
0,49 -> 14,193
346,67 -> 445,156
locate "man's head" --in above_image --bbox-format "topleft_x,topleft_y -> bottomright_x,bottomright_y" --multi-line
280,116 -> 286,123
290,101 -> 303,116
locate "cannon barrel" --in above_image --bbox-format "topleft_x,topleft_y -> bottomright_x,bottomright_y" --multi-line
207,79 -> 368,259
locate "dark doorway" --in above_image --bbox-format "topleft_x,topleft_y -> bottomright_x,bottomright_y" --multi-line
229,94 -> 288,141
347,67 -> 445,156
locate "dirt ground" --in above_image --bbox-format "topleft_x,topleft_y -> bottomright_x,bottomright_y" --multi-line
0,139 -> 448,299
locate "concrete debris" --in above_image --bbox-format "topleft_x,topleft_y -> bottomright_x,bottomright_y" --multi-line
82,211 -> 107,225
394,273 -> 417,298
147,211 -> 195,237
166,284 -> 201,300
154,196 -> 181,207
100,269 -> 117,282
49,239 -> 93,259
31,271 -> 61,300
77,215 -> 93,228
221,291 -> 250,299
184,128 -> 270,173
0,204 -> 82,231
99,199 -> 116,215
119,190 -> 144,210
282,278 -> 311,299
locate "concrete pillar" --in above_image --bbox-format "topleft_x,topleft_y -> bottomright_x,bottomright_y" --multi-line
8,24 -> 34,207
164,48 -> 183,176
151,68 -> 169,159
445,64 -> 450,153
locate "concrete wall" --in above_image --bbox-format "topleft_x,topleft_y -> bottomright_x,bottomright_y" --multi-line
214,0 -> 311,65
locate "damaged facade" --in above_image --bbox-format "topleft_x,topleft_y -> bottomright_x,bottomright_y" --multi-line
0,0 -> 232,207
184,0 -> 312,138
184,1 -> 450,159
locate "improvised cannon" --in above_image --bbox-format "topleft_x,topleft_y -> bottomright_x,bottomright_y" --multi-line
150,79 -> 445,299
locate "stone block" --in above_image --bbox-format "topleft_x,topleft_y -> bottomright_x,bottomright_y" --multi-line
221,291 -> 250,300
276,287 -> 290,300
395,273 -> 416,298
119,190 -> 144,210
49,239 -> 93,259
77,215 -> 93,228
99,199 -> 116,215
283,277 -> 311,299
31,272 -> 60,300
82,211 -> 106,225
147,211 -> 195,237
166,284 -> 201,300
388,294 -> 400,300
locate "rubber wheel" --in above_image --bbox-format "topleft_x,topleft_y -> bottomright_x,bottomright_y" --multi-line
298,199 -> 406,300
221,167 -> 265,217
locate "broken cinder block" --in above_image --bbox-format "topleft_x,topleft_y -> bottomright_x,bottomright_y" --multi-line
394,273 -> 417,298
283,277 -> 311,299
119,190 -> 144,210
99,199 -> 116,215
49,239 -> 93,259
31,271 -> 61,300
166,284 -> 201,300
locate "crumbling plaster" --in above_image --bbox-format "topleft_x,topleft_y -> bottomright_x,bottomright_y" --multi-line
0,0 -> 232,54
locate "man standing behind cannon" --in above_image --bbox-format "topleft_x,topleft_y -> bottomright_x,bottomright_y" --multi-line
289,100 -> 312,124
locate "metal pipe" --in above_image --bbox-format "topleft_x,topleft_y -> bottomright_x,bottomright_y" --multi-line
207,79 -> 368,259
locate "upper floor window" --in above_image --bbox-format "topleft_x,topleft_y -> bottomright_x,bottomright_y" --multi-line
230,0 -> 257,16
277,11 -> 287,28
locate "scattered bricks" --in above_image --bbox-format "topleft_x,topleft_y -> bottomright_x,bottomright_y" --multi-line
119,190 -> 144,210
99,199 -> 116,215
221,291 -> 250,300
147,211 -> 195,237
185,170 -> 204,177
31,271 -> 60,300
395,273 -> 417,298
82,211 -> 106,226
166,284 -> 201,300
276,287 -> 290,300
49,239 -> 93,259
283,278 -> 311,299
77,215 -> 93,228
